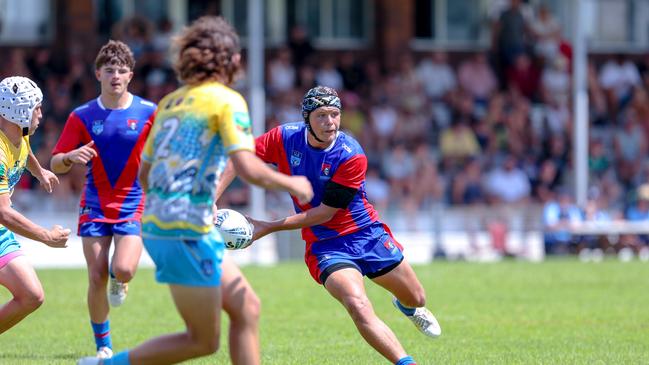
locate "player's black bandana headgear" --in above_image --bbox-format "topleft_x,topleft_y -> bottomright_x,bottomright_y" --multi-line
301,86 -> 342,143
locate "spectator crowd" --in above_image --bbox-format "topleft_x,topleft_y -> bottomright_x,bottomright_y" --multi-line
2,2 -> 649,257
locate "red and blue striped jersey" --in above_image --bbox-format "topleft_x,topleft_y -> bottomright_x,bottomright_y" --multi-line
52,94 -> 156,224
256,122 -> 379,243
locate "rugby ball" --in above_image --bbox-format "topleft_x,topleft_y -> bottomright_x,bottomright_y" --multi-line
215,209 -> 254,250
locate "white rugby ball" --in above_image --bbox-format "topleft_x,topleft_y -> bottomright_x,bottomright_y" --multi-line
215,209 -> 254,250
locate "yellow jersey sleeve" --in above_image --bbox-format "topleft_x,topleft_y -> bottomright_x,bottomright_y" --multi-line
216,92 -> 255,154
142,119 -> 157,163
0,149 -> 10,195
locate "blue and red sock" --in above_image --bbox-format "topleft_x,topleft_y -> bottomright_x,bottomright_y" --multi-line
394,299 -> 416,316
91,320 -> 112,350
396,355 -> 416,365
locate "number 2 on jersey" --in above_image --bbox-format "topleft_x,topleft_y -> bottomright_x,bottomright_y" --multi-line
156,117 -> 180,158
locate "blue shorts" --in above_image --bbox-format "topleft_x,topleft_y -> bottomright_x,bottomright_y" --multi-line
143,230 -> 225,287
305,222 -> 404,285
79,220 -> 141,237
0,227 -> 22,269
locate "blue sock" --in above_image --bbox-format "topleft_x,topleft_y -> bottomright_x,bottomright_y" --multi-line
91,320 -> 112,350
394,299 -> 416,316
396,356 -> 416,365
103,351 -> 130,365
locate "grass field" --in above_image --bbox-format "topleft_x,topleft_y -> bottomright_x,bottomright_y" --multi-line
1,260 -> 649,365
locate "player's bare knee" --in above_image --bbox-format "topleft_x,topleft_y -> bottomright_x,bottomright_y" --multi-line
88,269 -> 109,288
112,265 -> 135,283
343,295 -> 373,323
242,291 -> 261,324
18,289 -> 44,312
227,291 -> 261,326
185,325 -> 221,356
195,334 -> 220,356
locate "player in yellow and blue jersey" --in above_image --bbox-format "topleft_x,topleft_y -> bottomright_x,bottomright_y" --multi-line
0,76 -> 70,334
77,16 -> 312,365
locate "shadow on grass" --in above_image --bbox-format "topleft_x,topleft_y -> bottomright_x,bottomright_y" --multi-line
0,352 -> 78,360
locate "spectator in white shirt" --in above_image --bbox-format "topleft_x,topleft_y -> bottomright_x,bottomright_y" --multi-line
415,51 -> 456,101
315,58 -> 344,90
530,4 -> 561,61
485,155 -> 531,204
599,54 -> 641,113
267,48 -> 296,95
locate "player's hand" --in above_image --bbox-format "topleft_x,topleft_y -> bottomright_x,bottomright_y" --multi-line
44,225 -> 71,248
36,168 -> 59,193
67,141 -> 97,165
289,176 -> 313,205
247,217 -> 273,241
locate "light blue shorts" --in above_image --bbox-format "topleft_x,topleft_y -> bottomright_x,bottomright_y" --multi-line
143,231 -> 224,287
0,227 -> 23,270
0,226 -> 21,257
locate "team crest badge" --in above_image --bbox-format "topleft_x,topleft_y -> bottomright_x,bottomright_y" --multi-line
291,151 -> 302,166
127,119 -> 138,130
92,120 -> 104,135
384,239 -> 396,251
321,163 -> 331,176
200,259 -> 214,276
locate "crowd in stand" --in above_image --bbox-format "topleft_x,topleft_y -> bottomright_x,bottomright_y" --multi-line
2,2 -> 649,257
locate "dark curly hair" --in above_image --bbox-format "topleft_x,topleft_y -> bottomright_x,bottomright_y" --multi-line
172,16 -> 242,85
95,40 -> 135,70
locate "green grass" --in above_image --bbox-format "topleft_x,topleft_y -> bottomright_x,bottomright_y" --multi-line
1,260 -> 649,364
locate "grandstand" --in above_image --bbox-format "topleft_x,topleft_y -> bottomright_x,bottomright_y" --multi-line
2,0 -> 649,263
2,2 -> 649,365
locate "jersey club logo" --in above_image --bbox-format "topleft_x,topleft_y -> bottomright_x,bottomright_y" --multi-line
321,162 -> 331,176
92,120 -> 104,135
384,239 -> 397,252
127,119 -> 138,130
291,151 -> 302,166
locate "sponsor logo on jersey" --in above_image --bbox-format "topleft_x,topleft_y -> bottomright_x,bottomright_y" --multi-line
342,143 -> 352,153
92,120 -> 104,135
234,112 -> 252,135
291,150 -> 302,166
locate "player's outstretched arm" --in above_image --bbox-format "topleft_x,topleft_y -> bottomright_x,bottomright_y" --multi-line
249,204 -> 338,241
229,150 -> 313,204
215,159 -> 236,203
0,194 -> 70,247
27,150 -> 59,193
50,140 -> 97,174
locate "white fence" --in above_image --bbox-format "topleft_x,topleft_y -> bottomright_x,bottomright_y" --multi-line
15,203 -> 546,268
